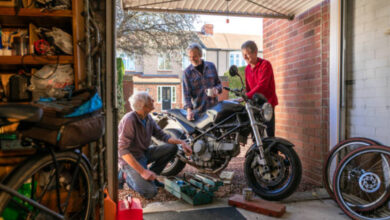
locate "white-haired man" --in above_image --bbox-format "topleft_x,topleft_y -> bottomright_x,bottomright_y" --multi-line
118,92 -> 192,199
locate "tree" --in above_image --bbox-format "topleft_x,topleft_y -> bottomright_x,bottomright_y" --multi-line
116,0 -> 198,56
224,66 -> 246,99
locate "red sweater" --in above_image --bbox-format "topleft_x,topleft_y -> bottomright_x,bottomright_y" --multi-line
245,58 -> 278,107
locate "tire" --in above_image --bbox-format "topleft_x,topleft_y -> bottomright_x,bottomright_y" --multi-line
154,129 -> 186,177
0,151 -> 93,220
323,137 -> 380,200
244,144 -> 302,201
333,145 -> 390,220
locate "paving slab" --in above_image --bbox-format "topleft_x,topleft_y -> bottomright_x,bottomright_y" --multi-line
143,188 -> 349,219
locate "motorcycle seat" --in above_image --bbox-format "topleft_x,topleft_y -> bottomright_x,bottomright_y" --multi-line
0,104 -> 43,122
166,109 -> 214,130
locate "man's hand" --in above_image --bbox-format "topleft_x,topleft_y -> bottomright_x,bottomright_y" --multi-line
187,108 -> 194,121
141,169 -> 157,181
232,97 -> 244,102
212,87 -> 219,97
181,141 -> 192,156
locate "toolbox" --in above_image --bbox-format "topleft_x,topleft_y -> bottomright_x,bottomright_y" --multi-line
164,173 -> 223,205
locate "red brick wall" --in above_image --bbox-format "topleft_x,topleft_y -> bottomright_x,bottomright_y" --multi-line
263,0 -> 329,185
219,78 -> 230,101
123,76 -> 133,112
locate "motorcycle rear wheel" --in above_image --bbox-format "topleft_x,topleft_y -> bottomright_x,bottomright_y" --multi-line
244,144 -> 302,201
152,128 -> 186,176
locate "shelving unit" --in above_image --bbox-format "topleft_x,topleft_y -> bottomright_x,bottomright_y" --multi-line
0,0 -> 85,89
0,55 -> 74,64
0,2 -> 106,219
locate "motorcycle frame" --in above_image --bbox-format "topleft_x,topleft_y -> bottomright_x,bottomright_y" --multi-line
161,100 -> 271,167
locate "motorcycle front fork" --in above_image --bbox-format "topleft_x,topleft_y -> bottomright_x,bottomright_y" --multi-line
245,103 -> 270,171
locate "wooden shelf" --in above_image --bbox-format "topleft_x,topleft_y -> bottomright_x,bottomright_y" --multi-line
0,55 -> 74,65
0,7 -> 72,17
0,7 -> 72,27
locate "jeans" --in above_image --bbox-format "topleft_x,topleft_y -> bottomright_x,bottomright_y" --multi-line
118,143 -> 177,199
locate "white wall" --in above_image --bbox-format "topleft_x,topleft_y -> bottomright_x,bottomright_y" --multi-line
345,0 -> 390,145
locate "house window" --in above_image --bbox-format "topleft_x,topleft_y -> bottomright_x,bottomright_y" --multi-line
158,54 -> 172,71
157,86 -> 176,103
119,53 -> 135,71
229,51 -> 246,67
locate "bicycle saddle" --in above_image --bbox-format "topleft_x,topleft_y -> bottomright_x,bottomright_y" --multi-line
0,104 -> 43,122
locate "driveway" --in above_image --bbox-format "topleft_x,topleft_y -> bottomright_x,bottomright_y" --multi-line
143,188 -> 349,220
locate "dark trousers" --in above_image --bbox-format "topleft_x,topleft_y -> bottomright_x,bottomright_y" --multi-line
118,144 -> 177,199
265,107 -> 275,137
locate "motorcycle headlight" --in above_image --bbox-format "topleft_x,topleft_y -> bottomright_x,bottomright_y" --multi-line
262,103 -> 273,122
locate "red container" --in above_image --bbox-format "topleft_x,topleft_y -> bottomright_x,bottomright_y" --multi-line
117,196 -> 143,220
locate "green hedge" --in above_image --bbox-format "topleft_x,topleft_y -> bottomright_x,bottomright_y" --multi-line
117,58 -> 125,115
224,66 -> 246,99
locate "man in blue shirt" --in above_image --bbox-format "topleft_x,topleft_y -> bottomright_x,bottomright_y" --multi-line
182,43 -> 222,120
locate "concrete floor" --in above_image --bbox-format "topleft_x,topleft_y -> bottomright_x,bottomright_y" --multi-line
143,188 -> 349,220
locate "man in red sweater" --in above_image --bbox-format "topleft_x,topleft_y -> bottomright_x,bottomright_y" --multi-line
241,40 -> 278,137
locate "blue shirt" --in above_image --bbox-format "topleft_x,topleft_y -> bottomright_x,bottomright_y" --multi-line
182,60 -> 222,117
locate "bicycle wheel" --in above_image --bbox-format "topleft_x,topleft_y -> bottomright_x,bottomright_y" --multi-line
0,151 -> 93,220
333,145 -> 390,220
323,137 -> 379,199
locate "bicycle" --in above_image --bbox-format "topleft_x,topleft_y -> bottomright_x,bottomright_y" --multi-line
0,103 -> 103,220
323,137 -> 381,200
333,145 -> 390,220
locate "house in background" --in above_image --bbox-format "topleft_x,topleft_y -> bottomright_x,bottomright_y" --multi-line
198,24 -> 263,75
118,24 -> 262,112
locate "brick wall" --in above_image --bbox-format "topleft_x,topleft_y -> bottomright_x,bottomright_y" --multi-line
345,0 -> 390,145
263,0 -> 329,185
123,75 -> 133,112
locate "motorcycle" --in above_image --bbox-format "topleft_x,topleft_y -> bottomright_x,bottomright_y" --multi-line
153,65 -> 302,200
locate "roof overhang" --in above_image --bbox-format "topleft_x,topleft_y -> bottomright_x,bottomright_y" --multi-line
122,0 -> 324,20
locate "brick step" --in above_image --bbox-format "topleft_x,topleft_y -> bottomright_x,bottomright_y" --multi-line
228,194 -> 286,218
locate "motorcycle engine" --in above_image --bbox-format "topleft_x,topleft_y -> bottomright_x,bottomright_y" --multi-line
192,137 -> 239,168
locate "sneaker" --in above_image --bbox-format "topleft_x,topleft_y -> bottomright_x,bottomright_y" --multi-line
154,180 -> 165,188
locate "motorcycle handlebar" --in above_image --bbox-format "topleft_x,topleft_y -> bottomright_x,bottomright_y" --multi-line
223,87 -> 248,101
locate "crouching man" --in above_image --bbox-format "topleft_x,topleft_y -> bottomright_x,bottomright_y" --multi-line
118,92 -> 192,199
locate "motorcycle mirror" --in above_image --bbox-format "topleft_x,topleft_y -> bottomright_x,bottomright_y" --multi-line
229,65 -> 238,77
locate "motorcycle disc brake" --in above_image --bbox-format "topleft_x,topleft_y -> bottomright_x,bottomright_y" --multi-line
255,153 -> 286,187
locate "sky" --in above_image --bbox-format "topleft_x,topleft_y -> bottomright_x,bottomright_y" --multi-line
193,15 -> 263,35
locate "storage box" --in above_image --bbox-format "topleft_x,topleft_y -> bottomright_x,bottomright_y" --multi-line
164,175 -> 223,206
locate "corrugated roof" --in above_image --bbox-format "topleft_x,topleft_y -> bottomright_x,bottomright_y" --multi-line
122,0 -> 324,20
198,33 -> 262,50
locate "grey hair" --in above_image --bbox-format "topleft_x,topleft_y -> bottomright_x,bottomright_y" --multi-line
241,40 -> 258,54
129,91 -> 150,111
186,43 -> 203,56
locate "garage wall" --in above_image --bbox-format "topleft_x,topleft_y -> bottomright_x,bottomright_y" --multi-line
263,0 -> 330,185
345,0 -> 390,145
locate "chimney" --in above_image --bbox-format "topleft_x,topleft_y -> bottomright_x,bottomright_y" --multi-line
201,24 -> 214,35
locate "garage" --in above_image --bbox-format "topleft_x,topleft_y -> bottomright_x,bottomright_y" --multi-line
0,0 -> 389,219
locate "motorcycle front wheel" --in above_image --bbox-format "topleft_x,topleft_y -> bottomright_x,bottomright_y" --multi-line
244,144 -> 302,201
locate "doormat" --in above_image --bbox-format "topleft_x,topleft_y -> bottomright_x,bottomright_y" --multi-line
144,207 -> 246,220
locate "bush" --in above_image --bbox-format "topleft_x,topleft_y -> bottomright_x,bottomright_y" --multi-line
117,58 -> 125,116
224,66 -> 246,99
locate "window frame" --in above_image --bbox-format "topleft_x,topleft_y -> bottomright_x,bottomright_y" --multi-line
157,54 -> 172,71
